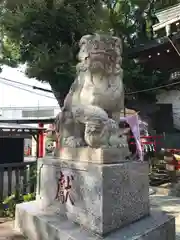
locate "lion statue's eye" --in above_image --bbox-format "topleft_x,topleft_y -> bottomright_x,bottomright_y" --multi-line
79,40 -> 86,47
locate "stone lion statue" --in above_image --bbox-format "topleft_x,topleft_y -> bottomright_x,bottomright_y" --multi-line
55,33 -> 127,148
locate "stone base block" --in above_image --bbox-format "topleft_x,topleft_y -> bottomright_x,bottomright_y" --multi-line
36,158 -> 149,235
15,201 -> 175,240
59,147 -> 130,164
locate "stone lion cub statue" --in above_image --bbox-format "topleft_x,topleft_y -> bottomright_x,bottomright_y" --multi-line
55,33 -> 127,148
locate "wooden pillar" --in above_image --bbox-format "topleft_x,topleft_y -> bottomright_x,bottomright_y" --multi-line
38,123 -> 45,158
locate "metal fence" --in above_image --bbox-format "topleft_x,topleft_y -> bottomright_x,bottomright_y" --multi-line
0,161 -> 37,202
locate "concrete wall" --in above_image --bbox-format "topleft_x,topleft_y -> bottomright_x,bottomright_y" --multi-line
0,106 -> 59,120
157,90 -> 180,130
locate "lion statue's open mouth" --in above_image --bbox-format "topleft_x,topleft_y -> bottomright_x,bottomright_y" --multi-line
77,34 -> 122,75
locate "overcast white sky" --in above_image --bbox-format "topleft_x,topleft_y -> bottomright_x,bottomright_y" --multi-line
0,66 -> 59,108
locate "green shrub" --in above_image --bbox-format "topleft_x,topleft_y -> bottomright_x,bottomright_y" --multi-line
0,192 -> 35,218
0,164 -> 37,218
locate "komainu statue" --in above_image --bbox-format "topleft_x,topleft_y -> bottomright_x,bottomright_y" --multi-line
55,34 -> 127,148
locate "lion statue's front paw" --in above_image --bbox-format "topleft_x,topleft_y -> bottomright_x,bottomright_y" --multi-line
64,136 -> 85,147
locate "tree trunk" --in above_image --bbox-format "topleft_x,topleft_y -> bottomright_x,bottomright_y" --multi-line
49,83 -> 65,108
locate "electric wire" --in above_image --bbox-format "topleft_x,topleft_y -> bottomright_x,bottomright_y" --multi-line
0,76 -> 52,93
2,72 -> 180,95
126,80 -> 180,94
0,80 -> 55,99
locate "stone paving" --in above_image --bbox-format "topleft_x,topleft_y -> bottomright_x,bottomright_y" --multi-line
1,193 -> 180,239
0,219 -> 25,240
150,194 -> 180,240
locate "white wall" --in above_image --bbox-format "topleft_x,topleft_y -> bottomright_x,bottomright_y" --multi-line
0,65 -> 62,119
0,107 -> 60,120
0,66 -> 59,108
1,109 -> 22,118
157,90 -> 180,130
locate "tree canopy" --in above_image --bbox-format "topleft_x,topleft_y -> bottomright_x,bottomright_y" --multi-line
101,0 -> 180,101
0,0 -> 101,106
0,0 -> 179,105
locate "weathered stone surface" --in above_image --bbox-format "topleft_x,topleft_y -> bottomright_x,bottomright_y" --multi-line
36,158 -> 149,235
15,201 -> 175,240
59,147 -> 130,164
55,34 -> 126,148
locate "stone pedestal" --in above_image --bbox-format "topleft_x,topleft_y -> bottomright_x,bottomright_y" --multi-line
59,146 -> 130,164
14,148 -> 175,239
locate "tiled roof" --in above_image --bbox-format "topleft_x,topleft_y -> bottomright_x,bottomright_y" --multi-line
156,3 -> 180,24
